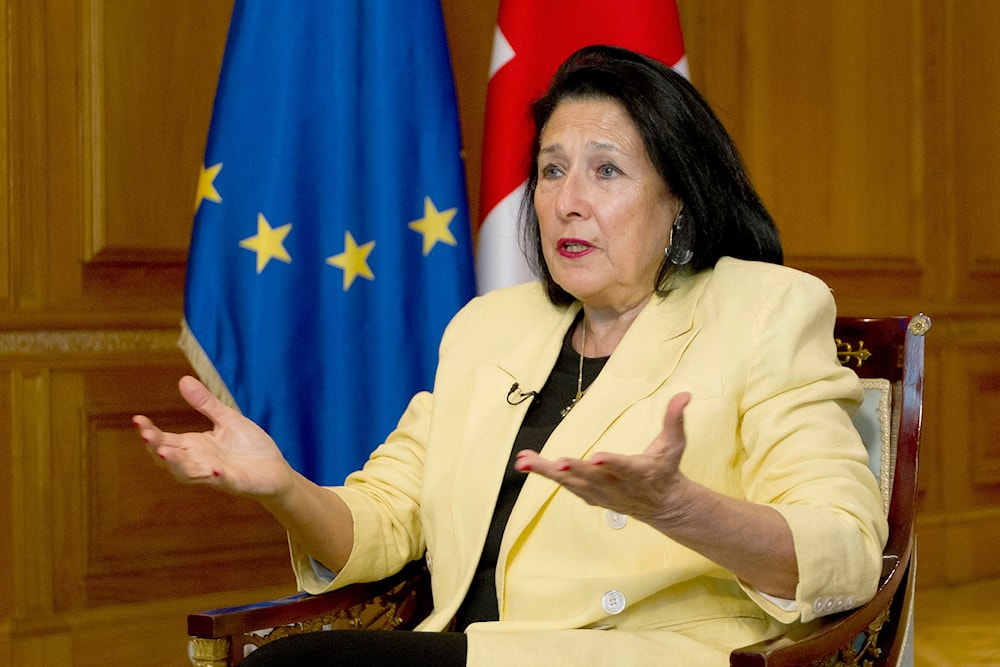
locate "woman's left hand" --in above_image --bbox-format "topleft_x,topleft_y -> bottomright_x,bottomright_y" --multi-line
514,392 -> 693,524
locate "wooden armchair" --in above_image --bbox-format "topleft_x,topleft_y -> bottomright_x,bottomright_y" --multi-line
188,315 -> 930,667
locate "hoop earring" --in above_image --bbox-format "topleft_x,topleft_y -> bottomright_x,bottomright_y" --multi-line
665,205 -> 693,266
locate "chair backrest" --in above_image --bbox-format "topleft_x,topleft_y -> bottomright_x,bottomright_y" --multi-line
834,315 -> 928,565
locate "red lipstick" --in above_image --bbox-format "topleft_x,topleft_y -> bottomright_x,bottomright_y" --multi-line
557,237 -> 594,258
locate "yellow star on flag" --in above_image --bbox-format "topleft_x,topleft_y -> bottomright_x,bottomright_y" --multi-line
408,196 -> 458,256
195,162 -> 223,212
239,213 -> 293,274
326,231 -> 375,290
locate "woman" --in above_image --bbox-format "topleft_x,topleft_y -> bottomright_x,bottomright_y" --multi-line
135,45 -> 887,666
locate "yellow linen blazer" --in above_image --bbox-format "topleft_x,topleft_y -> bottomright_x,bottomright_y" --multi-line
290,258 -> 888,666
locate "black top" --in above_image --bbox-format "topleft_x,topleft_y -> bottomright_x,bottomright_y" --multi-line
454,319 -> 609,630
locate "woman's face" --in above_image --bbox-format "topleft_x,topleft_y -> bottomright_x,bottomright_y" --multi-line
534,98 -> 678,312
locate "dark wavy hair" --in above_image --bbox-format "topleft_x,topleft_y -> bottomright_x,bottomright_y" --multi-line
520,45 -> 783,305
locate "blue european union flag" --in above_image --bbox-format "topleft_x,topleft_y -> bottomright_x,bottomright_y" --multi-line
182,0 -> 475,485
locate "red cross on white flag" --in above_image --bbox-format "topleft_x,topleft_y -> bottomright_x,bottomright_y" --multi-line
476,0 -> 688,294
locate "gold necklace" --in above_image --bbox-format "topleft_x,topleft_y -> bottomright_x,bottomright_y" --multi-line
560,320 -> 586,418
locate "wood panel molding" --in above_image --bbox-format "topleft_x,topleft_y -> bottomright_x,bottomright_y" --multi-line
0,330 -> 180,358
9,370 -> 56,619
917,507 -> 1000,583
5,0 -> 49,310
964,353 -> 1000,490
77,1 -> 230,268
0,0 -> 9,306
950,2 -> 1000,303
79,1 -> 105,265
84,425 -> 291,604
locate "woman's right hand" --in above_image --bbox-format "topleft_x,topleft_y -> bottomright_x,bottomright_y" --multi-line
133,375 -> 295,501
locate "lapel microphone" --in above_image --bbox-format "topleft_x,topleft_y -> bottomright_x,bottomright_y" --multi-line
506,382 -> 538,405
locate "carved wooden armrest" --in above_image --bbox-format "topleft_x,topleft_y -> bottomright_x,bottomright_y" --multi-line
729,552 -> 913,667
188,559 -> 431,666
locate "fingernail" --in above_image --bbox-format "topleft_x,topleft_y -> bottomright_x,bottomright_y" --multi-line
142,436 -> 149,443
157,453 -> 165,460
592,459 -> 605,466
557,464 -> 570,471
518,464 -> 532,472
212,470 -> 221,477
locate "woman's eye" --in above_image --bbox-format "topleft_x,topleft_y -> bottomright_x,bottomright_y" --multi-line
598,164 -> 620,178
541,164 -> 563,179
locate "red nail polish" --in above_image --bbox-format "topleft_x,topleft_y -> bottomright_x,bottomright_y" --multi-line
142,436 -> 149,443
558,464 -> 570,471
212,470 -> 221,477
158,453 -> 165,460
520,464 -> 532,472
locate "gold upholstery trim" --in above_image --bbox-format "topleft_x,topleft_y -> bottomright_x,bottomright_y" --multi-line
860,378 -> 894,514
836,338 -> 872,367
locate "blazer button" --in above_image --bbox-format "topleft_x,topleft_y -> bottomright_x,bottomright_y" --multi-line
601,590 -> 627,615
813,597 -> 827,614
605,510 -> 627,529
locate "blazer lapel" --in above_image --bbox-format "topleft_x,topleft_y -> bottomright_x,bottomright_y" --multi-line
448,301 -> 582,562
500,270 -> 713,557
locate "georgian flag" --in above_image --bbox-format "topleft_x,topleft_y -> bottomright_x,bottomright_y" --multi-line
476,0 -> 688,294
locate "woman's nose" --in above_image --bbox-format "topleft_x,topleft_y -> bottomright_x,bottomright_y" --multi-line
554,172 -> 589,220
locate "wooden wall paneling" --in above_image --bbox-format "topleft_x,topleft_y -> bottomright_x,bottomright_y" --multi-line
79,365 -> 293,606
941,343 -> 1000,511
7,367 -> 76,666
0,0 -> 9,309
20,346 -> 296,608
10,369 -> 55,620
0,371 -> 12,655
65,594 -> 280,667
951,1 -> 1000,303
742,1 -> 923,300
2,332 -> 298,665
81,1 -> 231,266
6,0 -> 48,314
967,355 -> 1000,492
41,2 -> 87,313
49,371 -> 88,614
35,1 -> 231,322
917,0 -> 955,309
917,325 -> 1000,585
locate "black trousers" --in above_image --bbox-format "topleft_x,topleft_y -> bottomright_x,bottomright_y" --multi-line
238,630 -> 467,666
